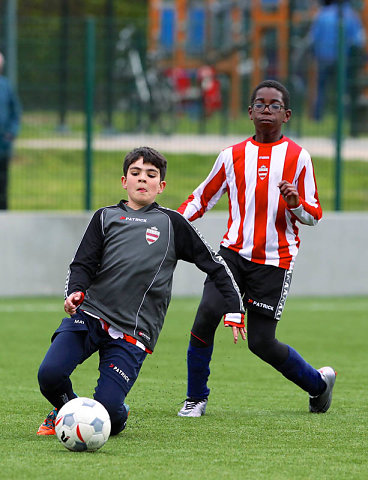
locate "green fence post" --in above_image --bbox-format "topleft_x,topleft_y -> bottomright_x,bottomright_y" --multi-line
335,1 -> 345,211
85,17 -> 95,211
104,0 -> 115,133
5,0 -> 18,89
57,0 -> 69,132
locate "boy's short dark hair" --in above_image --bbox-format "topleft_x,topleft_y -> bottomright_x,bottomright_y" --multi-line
250,80 -> 290,110
123,146 -> 167,181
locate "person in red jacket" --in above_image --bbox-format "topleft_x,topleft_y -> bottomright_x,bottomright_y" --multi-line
177,80 -> 336,417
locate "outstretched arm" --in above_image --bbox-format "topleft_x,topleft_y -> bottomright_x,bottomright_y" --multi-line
168,209 -> 245,319
178,151 -> 227,221
65,209 -> 105,298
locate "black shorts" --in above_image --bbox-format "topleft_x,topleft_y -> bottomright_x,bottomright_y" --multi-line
219,246 -> 293,320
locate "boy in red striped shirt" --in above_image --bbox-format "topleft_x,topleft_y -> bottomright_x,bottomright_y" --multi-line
178,80 -> 336,417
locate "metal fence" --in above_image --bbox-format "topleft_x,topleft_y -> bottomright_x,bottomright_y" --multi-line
2,10 -> 368,212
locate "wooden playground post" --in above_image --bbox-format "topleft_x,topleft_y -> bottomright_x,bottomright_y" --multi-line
148,0 -> 160,53
251,0 -> 289,87
147,0 -> 327,117
175,0 -> 187,66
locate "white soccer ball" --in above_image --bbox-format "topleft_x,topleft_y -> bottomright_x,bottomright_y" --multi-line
55,397 -> 111,452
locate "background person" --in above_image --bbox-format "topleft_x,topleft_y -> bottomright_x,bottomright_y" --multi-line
177,80 -> 336,418
310,0 -> 365,121
0,52 -> 21,209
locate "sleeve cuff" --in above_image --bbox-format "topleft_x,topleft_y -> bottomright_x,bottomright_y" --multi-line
72,292 -> 85,306
223,313 -> 245,328
288,203 -> 302,213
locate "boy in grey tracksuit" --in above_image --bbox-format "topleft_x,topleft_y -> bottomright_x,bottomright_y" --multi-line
37,146 -> 244,437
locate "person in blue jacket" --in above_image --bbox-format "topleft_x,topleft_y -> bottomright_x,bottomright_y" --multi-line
0,52 -> 21,209
310,0 -> 365,121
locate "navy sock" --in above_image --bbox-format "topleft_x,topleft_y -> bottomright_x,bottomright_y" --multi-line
39,382 -> 75,410
275,346 -> 326,396
187,343 -> 213,399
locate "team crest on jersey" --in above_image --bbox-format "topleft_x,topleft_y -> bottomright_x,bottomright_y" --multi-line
146,226 -> 160,245
258,165 -> 268,180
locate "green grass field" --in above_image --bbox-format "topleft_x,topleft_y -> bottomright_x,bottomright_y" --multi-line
1,296 -> 367,480
10,149 -> 368,211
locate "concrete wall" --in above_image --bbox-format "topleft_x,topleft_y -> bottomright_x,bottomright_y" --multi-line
1,211 -> 367,297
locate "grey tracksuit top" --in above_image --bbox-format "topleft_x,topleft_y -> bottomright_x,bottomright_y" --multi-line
65,200 -> 244,352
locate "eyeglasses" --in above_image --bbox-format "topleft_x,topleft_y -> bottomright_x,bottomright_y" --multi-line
252,103 -> 286,113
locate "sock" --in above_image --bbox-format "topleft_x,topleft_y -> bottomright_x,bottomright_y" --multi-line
39,383 -> 75,410
275,346 -> 326,396
187,343 -> 213,399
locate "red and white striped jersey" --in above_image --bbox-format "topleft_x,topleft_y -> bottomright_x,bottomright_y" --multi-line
178,136 -> 322,270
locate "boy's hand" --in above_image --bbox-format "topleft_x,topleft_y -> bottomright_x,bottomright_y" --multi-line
230,326 -> 247,344
64,292 -> 85,315
223,313 -> 247,344
278,180 -> 300,208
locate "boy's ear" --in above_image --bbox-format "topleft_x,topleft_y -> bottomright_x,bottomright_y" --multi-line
283,109 -> 292,124
121,176 -> 127,189
158,180 -> 166,194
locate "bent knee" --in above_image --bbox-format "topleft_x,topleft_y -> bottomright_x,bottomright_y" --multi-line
247,336 -> 287,366
247,337 -> 263,357
198,296 -> 224,319
38,362 -> 64,390
191,300 -> 223,345
247,337 -> 275,359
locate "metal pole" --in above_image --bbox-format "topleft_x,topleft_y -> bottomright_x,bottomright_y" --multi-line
58,0 -> 69,131
287,0 -> 294,87
5,0 -> 17,89
335,0 -> 345,211
286,0 -> 294,136
85,17 -> 95,211
286,0 -> 302,137
104,0 -> 115,133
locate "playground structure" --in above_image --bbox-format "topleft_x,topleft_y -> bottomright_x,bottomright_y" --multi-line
148,0 -> 368,118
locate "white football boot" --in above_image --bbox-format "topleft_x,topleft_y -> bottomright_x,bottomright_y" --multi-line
309,366 -> 336,413
178,398 -> 208,417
